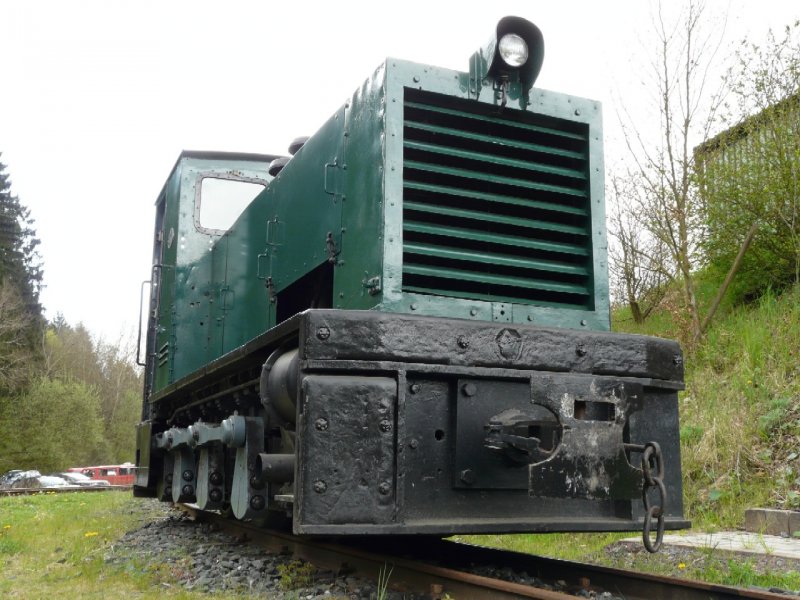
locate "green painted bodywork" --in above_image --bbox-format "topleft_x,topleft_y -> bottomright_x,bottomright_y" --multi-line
149,59 -> 608,398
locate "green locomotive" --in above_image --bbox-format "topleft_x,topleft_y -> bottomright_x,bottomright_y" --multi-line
135,17 -> 687,548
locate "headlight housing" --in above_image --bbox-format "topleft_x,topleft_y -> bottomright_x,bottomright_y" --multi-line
469,16 -> 544,92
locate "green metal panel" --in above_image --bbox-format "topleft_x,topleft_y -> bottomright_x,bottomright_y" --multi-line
378,59 -> 609,330
265,107 -> 346,293
335,64 -> 388,309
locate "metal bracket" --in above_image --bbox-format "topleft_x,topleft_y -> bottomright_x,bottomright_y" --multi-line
362,275 -> 382,296
224,415 -> 266,520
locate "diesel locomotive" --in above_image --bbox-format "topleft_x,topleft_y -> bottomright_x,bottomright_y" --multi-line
134,16 -> 687,550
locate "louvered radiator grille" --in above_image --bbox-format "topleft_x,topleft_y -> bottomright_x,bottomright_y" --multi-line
401,88 -> 593,309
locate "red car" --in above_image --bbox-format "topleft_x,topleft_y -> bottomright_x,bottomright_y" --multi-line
67,464 -> 135,486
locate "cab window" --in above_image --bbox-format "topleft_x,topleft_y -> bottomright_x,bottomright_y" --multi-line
198,177 -> 265,232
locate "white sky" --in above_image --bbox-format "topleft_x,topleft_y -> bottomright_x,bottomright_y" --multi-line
2,0 -> 798,344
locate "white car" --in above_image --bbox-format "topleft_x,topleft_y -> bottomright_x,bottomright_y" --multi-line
57,472 -> 111,487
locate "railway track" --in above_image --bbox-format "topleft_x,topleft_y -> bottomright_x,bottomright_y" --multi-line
177,504 -> 795,600
0,485 -> 132,497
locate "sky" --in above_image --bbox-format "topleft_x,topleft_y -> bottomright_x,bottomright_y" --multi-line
2,0 -> 798,346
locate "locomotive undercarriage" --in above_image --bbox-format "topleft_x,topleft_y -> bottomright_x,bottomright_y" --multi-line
135,309 -> 688,536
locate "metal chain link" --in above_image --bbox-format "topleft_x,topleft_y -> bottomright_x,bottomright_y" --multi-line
625,441 -> 668,552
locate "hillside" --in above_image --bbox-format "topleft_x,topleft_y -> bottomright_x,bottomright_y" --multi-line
613,284 -> 800,529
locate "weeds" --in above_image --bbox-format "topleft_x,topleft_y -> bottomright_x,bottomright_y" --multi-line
277,559 -> 316,591
376,563 -> 394,600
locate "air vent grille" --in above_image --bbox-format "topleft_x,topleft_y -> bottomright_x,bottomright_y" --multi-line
402,88 -> 593,309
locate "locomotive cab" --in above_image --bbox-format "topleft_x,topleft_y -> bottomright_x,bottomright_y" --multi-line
136,16 -> 687,549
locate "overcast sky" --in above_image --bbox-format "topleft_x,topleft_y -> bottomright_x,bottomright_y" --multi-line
2,0 -> 798,346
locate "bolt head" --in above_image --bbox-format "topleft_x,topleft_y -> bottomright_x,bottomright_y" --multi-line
462,383 -> 477,397
456,335 -> 470,349
315,417 -> 329,431
209,471 -> 223,485
181,484 -> 194,497
316,326 -> 331,340
409,439 -> 419,449
182,469 -> 193,482
379,419 -> 392,432
250,495 -> 266,510
250,475 -> 264,490
575,344 -> 587,357
209,489 -> 223,502
460,469 -> 476,485
409,383 -> 421,394
378,482 -> 391,495
314,480 -> 327,494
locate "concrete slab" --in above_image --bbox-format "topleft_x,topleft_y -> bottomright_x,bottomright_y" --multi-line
636,532 -> 800,560
744,508 -> 794,536
790,512 -> 800,538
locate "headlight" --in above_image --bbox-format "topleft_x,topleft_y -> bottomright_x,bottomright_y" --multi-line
468,17 -> 544,92
498,33 -> 528,68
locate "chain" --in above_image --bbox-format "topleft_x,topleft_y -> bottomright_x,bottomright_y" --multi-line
625,441 -> 667,552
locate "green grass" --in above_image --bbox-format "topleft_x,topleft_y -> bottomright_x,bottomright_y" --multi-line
0,491 -> 225,599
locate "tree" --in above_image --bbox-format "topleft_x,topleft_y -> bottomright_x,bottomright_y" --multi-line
616,1 -> 728,341
607,172 -> 671,323
0,157 -> 43,309
0,281 -> 37,392
697,21 -> 800,300
0,158 -> 43,391
0,378 -> 107,473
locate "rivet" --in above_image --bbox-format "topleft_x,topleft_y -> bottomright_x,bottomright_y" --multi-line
410,303 -> 418,310
575,108 -> 581,116
313,480 -> 327,494
469,308 -> 478,316
209,471 -> 223,485
409,383 -> 421,394
576,344 -> 587,357
456,335 -> 470,349
580,319 -> 588,326
378,482 -> 391,495
409,439 -> 419,449
316,326 -> 331,340
250,495 -> 265,510
315,417 -> 329,431
527,315 -> 534,322
413,76 -> 420,83
460,469 -> 476,485
181,484 -> 194,497
182,470 -> 193,482
209,489 -> 223,502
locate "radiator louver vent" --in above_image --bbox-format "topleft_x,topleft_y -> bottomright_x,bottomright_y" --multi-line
402,88 -> 593,309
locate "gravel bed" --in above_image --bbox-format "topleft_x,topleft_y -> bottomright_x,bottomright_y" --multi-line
104,499 -> 418,599
109,499 -> 800,599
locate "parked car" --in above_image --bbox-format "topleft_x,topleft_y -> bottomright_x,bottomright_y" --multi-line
10,474 -> 70,489
56,472 -> 110,487
0,470 -> 40,489
67,464 -> 135,486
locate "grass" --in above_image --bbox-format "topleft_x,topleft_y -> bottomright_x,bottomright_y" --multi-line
0,491 -> 224,599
